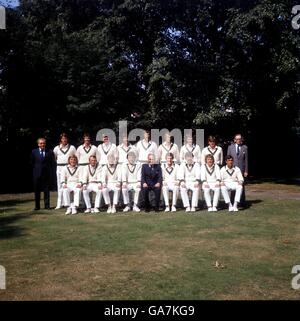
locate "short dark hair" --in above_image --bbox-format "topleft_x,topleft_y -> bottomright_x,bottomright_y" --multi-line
225,155 -> 233,161
60,133 -> 68,140
208,135 -> 217,143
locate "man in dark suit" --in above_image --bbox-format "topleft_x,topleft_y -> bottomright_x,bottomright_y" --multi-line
227,134 -> 248,206
141,153 -> 162,212
31,138 -> 56,210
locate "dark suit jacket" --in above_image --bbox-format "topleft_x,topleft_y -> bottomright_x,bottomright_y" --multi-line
31,148 -> 56,186
141,164 -> 163,187
227,143 -> 248,174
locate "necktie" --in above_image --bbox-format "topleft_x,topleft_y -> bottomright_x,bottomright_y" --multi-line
40,150 -> 44,158
236,145 -> 240,156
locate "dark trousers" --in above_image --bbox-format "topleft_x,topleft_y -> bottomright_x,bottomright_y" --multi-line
142,186 -> 161,209
33,177 -> 50,209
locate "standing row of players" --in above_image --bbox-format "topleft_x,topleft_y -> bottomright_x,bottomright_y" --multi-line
53,131 -> 245,214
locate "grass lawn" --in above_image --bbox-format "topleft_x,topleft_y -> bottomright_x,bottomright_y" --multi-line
0,184 -> 300,300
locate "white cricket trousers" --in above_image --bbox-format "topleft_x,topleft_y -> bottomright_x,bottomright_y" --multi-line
56,167 -> 66,207
180,182 -> 199,208
202,183 -> 220,208
63,183 -> 81,208
122,183 -> 140,205
102,183 -> 120,205
162,183 -> 179,206
221,182 -> 243,204
83,183 -> 102,209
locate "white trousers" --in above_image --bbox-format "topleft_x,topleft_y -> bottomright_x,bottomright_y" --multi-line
180,182 -> 199,208
162,183 -> 179,206
56,167 -> 66,207
221,182 -> 243,204
83,183 -> 102,209
122,183 -> 140,205
202,183 -> 220,207
102,183 -> 120,205
62,183 -> 81,208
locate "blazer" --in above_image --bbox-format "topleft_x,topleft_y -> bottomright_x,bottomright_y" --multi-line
141,163 -> 163,187
227,143 -> 248,174
31,148 -> 56,184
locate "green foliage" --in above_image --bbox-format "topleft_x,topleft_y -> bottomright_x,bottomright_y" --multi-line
0,0 -> 299,186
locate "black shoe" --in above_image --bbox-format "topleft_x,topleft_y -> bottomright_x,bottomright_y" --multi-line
34,207 -> 40,211
155,207 -> 160,213
44,207 -> 51,210
145,208 -> 151,213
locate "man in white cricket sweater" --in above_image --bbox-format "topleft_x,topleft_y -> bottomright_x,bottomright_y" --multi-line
98,134 -> 118,167
76,133 -> 99,175
220,155 -> 244,212
201,135 -> 223,166
136,130 -> 158,164
179,134 -> 201,164
178,152 -> 201,212
200,154 -> 221,212
53,133 -> 76,210
117,135 -> 137,165
121,151 -> 142,212
158,133 -> 180,164
161,153 -> 180,212
61,155 -> 82,215
82,155 -> 103,213
101,154 -> 122,213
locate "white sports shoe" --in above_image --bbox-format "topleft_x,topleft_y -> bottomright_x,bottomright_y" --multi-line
133,205 -> 140,212
71,208 -> 77,215
212,207 -> 218,212
123,205 -> 130,212
65,207 -> 72,215
208,207 -> 213,212
111,206 -> 116,214
185,207 -> 191,212
107,205 -> 112,214
228,204 -> 234,212
233,206 -> 239,212
93,208 -> 100,213
84,208 -> 91,213
165,206 -> 170,212
190,207 -> 196,212
55,206 -> 61,210
171,205 -> 176,212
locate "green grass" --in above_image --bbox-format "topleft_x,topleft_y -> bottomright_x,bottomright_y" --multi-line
0,191 -> 300,300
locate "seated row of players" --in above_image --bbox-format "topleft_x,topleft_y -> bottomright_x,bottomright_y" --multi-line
59,150 -> 244,215
54,131 -> 223,210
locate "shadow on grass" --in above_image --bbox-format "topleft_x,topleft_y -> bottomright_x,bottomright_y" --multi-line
0,199 -> 34,239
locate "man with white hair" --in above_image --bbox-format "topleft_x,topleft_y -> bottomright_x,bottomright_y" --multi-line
141,153 -> 162,212
82,155 -> 102,213
121,151 -> 141,212
98,134 -> 118,167
161,153 -> 180,212
101,154 -> 122,213
158,133 -> 180,164
179,134 -> 201,164
220,155 -> 244,212
136,130 -> 158,164
178,152 -> 201,212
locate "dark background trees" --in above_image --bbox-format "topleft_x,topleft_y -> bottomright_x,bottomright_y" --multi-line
0,0 -> 299,193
